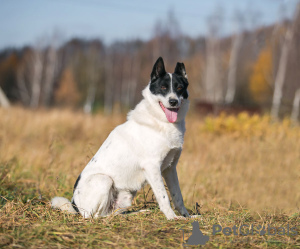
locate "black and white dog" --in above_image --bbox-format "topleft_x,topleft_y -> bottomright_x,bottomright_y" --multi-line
51,57 -> 190,220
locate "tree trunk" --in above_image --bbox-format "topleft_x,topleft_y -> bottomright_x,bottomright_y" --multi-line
104,54 -> 114,114
17,65 -> 31,106
30,50 -> 43,108
225,32 -> 243,104
121,56 -> 130,110
0,86 -> 10,108
83,45 -> 101,114
83,60 -> 97,114
43,46 -> 57,106
83,83 -> 96,114
271,4 -> 300,119
291,88 -> 300,122
204,36 -> 222,103
271,29 -> 293,119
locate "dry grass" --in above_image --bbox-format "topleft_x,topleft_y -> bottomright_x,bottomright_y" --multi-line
0,107 -> 299,248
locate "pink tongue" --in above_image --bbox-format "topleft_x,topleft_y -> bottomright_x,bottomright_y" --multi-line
164,108 -> 178,123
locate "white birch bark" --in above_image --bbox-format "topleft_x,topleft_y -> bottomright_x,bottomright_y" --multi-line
43,46 -> 57,106
205,36 -> 222,103
204,8 -> 223,103
225,32 -> 244,104
30,49 -> 43,108
16,65 -> 31,105
291,88 -> 300,122
83,45 -> 101,114
271,4 -> 300,119
0,86 -> 10,108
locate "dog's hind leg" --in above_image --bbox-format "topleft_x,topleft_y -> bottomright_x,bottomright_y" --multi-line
112,190 -> 136,215
73,174 -> 115,218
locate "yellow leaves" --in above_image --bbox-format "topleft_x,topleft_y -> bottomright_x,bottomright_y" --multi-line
202,112 -> 299,139
249,46 -> 273,104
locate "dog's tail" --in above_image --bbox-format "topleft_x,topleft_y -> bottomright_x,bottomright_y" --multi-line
51,197 -> 77,214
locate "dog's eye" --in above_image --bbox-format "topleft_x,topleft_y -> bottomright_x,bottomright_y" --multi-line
177,87 -> 182,91
161,86 -> 167,90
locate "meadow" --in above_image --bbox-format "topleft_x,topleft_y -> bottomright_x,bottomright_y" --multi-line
0,107 -> 299,248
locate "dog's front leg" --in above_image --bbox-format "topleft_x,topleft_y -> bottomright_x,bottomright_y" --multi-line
162,159 -> 189,218
143,165 -> 177,220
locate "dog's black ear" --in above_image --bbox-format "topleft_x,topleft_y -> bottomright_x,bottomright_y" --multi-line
174,62 -> 187,79
151,57 -> 166,82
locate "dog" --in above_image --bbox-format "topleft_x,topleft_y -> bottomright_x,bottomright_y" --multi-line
51,57 -> 190,220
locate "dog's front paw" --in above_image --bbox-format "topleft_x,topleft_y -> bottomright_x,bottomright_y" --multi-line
180,207 -> 190,218
165,210 -> 177,220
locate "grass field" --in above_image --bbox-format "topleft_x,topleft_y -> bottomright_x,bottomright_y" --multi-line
0,107 -> 300,248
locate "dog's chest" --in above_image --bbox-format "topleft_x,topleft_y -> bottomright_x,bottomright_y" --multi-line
166,129 -> 184,148
153,125 -> 184,171
160,148 -> 181,172
160,123 -> 185,150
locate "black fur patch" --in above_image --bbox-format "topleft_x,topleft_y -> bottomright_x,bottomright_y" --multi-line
71,199 -> 80,213
171,73 -> 189,99
149,57 -> 189,99
73,174 -> 81,193
149,73 -> 171,96
150,57 -> 166,82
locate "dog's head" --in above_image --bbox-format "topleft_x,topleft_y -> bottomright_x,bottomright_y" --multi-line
147,57 -> 189,123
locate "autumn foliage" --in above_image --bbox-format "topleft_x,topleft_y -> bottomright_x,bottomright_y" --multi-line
249,45 -> 273,105
55,67 -> 80,106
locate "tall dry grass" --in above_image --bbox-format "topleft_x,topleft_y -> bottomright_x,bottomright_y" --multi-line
0,107 -> 299,214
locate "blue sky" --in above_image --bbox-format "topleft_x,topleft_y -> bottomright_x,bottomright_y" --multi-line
0,0 -> 298,49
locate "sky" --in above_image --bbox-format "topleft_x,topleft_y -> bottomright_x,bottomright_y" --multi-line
0,0 -> 298,50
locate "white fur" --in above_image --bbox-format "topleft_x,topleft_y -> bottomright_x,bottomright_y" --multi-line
51,197 -> 77,214
51,82 -> 190,220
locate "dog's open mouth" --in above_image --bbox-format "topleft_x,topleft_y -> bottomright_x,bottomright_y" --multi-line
159,102 -> 179,123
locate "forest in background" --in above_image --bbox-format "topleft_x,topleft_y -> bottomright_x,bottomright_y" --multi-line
0,5 -> 300,120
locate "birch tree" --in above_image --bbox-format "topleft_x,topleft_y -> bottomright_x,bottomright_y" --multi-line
0,86 -> 10,107
83,43 -> 102,114
42,45 -> 58,106
204,7 -> 223,103
16,47 -> 44,108
271,4 -> 300,119
104,52 -> 114,114
225,11 -> 245,104
17,62 -> 31,105
291,88 -> 300,122
29,48 -> 43,108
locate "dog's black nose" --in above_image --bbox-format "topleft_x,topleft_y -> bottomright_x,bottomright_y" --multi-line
169,99 -> 178,107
